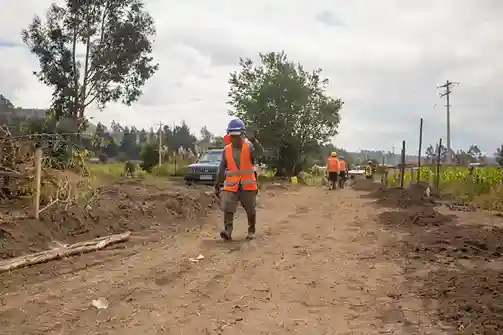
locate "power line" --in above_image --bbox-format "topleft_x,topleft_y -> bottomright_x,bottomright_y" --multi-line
438,80 -> 459,163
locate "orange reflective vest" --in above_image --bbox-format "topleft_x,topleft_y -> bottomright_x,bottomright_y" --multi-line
327,157 -> 340,172
339,160 -> 346,171
223,142 -> 257,192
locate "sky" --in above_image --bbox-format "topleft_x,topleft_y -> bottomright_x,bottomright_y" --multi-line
1,0 -> 502,154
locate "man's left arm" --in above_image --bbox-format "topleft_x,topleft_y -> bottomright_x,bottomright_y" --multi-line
249,138 -> 264,161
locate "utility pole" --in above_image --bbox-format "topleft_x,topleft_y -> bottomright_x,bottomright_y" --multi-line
158,122 -> 163,166
438,80 -> 459,164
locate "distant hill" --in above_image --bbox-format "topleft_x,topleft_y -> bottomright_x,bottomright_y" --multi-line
349,149 -> 498,166
0,94 -> 46,123
0,93 -> 101,137
348,150 -> 414,165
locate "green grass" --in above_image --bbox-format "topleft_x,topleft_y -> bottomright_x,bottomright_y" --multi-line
86,163 -> 125,178
151,163 -> 187,177
386,165 -> 503,210
86,162 -> 148,180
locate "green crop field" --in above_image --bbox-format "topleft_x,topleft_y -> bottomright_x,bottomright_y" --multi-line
387,165 -> 503,208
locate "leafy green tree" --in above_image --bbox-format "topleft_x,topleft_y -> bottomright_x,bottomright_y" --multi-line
147,127 -> 156,143
467,144 -> 482,162
140,142 -> 158,172
454,150 -> 472,165
21,0 -> 159,125
138,128 -> 148,144
0,94 -> 15,109
103,138 -> 119,158
197,126 -> 214,150
440,144 -> 448,162
495,144 -> 503,167
165,121 -> 197,152
228,51 -> 343,176
200,126 -> 213,142
211,136 -> 225,148
431,143 -> 448,162
92,122 -> 107,153
425,145 -> 435,163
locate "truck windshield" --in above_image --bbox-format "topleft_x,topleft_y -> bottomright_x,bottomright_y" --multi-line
198,151 -> 222,163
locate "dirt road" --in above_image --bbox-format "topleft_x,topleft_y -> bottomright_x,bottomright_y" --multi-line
1,184 -> 502,334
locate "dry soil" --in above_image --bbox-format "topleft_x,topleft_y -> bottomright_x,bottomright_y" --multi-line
0,180 -> 502,334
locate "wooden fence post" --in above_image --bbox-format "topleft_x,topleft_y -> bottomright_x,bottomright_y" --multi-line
400,141 -> 406,188
34,148 -> 42,219
436,138 -> 442,191
417,118 -> 423,183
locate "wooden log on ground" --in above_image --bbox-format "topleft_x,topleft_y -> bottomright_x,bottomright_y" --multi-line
0,231 -> 131,273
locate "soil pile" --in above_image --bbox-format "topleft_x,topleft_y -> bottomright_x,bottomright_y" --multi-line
351,178 -> 382,191
408,215 -> 503,333
378,202 -> 503,333
379,207 -> 454,228
380,206 -> 503,263
372,183 -> 434,209
0,179 -> 218,259
408,216 -> 503,261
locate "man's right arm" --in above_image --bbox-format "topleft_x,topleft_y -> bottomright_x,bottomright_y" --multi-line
215,151 -> 226,188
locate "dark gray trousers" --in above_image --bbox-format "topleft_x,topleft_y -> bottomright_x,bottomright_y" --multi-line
221,190 -> 257,233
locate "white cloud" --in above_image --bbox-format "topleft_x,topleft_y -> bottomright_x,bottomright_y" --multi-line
1,0 -> 502,153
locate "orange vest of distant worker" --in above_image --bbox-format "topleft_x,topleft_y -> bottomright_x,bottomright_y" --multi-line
339,160 -> 346,171
223,142 -> 257,192
327,157 -> 340,172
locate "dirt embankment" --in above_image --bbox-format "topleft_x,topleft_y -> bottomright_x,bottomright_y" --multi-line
370,184 -> 503,334
366,182 -> 435,209
350,178 -> 382,192
0,179 -> 218,259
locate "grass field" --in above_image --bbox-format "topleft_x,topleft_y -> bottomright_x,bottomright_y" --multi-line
387,165 -> 503,210
86,162 -> 189,179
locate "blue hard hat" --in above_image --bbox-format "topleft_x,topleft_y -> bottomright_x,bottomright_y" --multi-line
227,119 -> 245,134
340,155 -> 344,160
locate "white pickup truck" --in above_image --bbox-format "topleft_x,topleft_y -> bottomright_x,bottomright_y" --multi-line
347,165 -> 366,178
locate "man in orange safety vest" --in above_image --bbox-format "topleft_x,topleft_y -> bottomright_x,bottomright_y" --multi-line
215,119 -> 264,240
338,155 -> 348,188
326,151 -> 340,190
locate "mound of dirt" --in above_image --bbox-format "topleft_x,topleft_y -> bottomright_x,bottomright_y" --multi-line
379,207 -> 454,227
410,219 -> 503,261
351,178 -> 382,191
372,183 -> 434,209
422,267 -> 503,334
378,206 -> 503,333
0,179 -> 218,259
380,208 -> 503,261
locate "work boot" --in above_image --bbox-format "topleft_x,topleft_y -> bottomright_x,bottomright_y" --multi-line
220,230 -> 232,240
221,212 -> 234,241
246,214 -> 256,240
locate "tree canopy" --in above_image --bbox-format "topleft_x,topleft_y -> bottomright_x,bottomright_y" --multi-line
495,144 -> 503,167
423,143 -> 489,164
227,51 -> 343,175
21,0 -> 158,127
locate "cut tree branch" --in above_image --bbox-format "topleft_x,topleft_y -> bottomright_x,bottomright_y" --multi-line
0,232 -> 131,273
